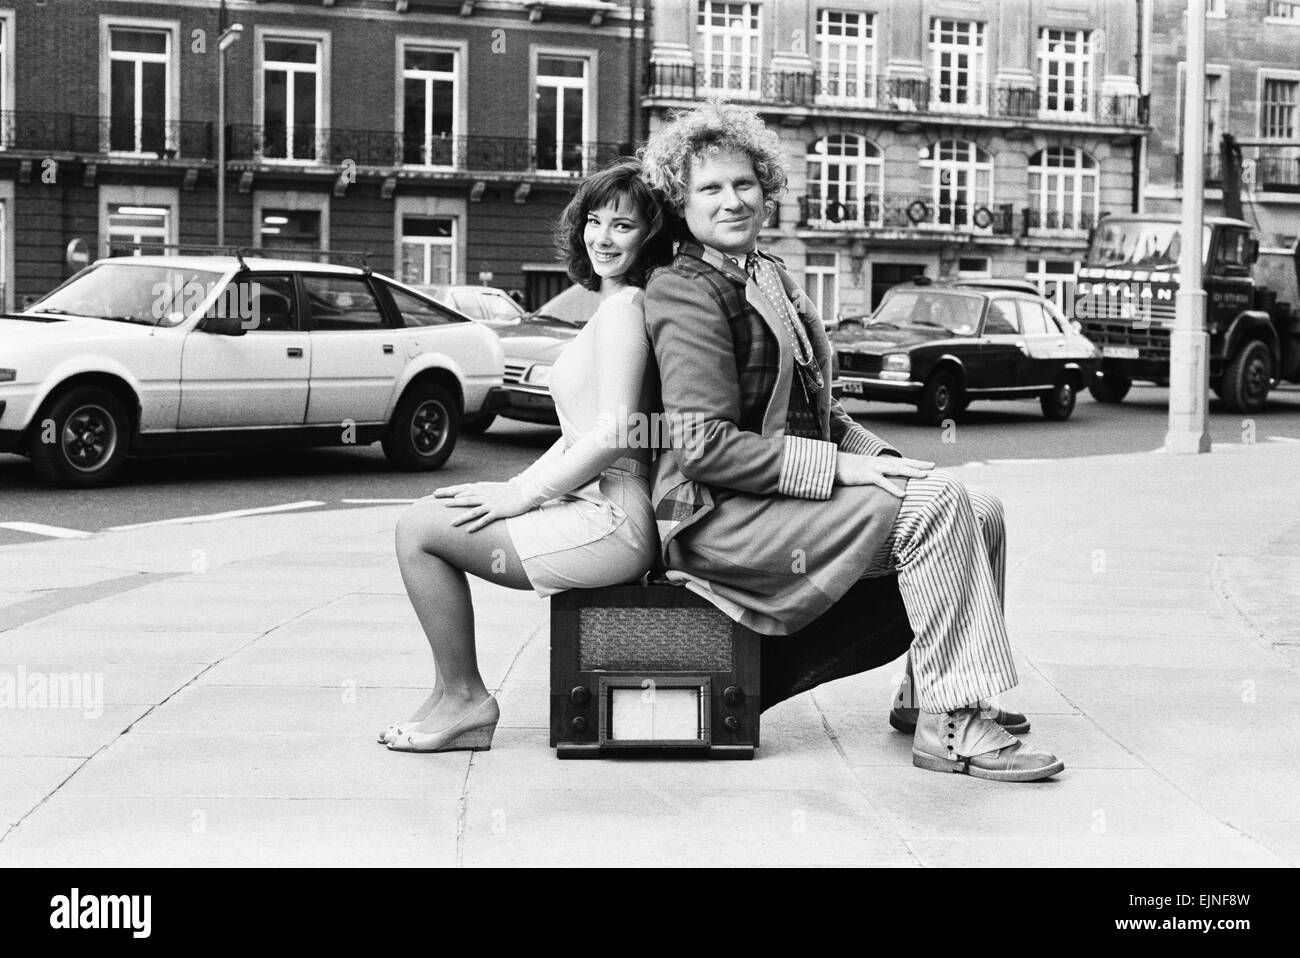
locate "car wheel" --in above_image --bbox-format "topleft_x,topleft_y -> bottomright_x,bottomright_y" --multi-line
29,386 -> 130,488
917,370 -> 961,426
1219,339 -> 1272,413
460,414 -> 496,435
1088,369 -> 1132,403
382,381 -> 459,470
1041,378 -> 1077,421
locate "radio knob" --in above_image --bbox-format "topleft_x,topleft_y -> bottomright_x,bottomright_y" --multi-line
570,686 -> 590,707
723,686 -> 744,707
571,716 -> 588,733
724,715 -> 739,732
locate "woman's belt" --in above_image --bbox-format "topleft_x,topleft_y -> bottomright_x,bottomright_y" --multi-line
605,456 -> 651,479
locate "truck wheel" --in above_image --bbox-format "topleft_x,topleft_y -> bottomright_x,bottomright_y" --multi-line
917,370 -> 961,426
1219,340 -> 1272,413
29,385 -> 130,488
1040,378 -> 1077,421
382,381 -> 459,470
1088,370 -> 1132,403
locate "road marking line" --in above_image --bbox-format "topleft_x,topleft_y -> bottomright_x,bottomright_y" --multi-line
0,522 -> 93,539
340,498 -> 420,504
107,500 -> 327,531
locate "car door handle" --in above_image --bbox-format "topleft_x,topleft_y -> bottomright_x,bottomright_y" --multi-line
382,344 -> 394,354
287,347 -> 304,358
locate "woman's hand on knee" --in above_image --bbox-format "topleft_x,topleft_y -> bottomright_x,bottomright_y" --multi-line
432,481 -> 532,532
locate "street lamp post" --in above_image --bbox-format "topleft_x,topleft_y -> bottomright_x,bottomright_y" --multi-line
1166,0 -> 1211,454
216,23 -> 244,248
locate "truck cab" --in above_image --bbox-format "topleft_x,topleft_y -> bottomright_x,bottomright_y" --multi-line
1079,213 -> 1300,412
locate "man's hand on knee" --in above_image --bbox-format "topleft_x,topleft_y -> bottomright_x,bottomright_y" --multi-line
834,453 -> 935,497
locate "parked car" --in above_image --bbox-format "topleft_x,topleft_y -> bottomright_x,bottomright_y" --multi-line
832,280 -> 1100,424
0,253 -> 507,486
418,283 -> 527,329
478,283 -> 602,430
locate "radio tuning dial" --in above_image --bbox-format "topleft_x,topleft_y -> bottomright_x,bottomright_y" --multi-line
570,686 -> 590,706
723,715 -> 740,731
571,716 -> 588,733
723,685 -> 744,707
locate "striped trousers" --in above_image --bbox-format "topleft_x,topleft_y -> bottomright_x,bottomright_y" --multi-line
861,474 -> 1017,713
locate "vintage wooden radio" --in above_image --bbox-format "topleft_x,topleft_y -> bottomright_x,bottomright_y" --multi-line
550,582 -> 762,759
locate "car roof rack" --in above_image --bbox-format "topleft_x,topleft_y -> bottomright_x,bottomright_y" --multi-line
101,242 -> 373,274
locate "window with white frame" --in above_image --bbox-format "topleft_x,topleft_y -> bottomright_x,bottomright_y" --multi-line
816,10 -> 874,104
400,217 -> 457,286
957,256 -> 990,279
930,19 -> 985,113
535,54 -> 589,174
1027,258 -> 1080,315
805,134 -> 882,227
1268,1 -> 1300,20
1261,76 -> 1299,139
805,252 -> 839,323
1037,28 -> 1091,116
262,38 -> 323,161
1028,148 -> 1097,233
260,209 -> 321,251
402,48 -> 458,168
1176,66 -> 1227,150
698,1 -> 761,98
108,27 -> 172,154
106,204 -> 170,256
922,140 -> 993,231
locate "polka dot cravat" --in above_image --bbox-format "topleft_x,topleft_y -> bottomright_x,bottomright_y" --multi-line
745,250 -> 825,400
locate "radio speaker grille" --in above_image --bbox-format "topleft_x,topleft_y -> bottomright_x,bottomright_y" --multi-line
578,607 -> 734,671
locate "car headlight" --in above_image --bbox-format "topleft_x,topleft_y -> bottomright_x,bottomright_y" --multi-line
0,369 -> 15,383
524,363 -> 552,387
880,353 -> 911,381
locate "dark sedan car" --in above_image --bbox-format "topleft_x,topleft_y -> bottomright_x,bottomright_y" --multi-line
832,281 -> 1100,424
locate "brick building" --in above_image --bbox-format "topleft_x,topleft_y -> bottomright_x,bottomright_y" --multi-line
643,0 -> 1148,317
0,0 -> 643,311
1144,0 -> 1300,251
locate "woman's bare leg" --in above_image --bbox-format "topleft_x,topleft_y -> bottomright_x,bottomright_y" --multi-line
392,497 -> 532,735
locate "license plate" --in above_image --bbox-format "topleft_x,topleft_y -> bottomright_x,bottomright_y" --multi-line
840,380 -> 864,395
1102,345 -> 1140,359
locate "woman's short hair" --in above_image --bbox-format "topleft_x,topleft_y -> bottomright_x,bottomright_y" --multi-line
555,157 -> 675,291
637,99 -> 788,216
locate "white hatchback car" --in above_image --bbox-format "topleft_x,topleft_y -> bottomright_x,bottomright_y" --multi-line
0,254 -> 507,487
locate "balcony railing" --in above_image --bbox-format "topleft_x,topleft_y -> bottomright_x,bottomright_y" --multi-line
647,64 -> 1147,126
0,111 -> 213,159
799,193 -> 1017,236
1023,208 -> 1100,234
225,124 -> 625,175
1176,147 -> 1300,192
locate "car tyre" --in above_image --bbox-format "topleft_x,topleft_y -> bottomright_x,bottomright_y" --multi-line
1088,369 -> 1132,403
917,370 -> 961,426
383,381 -> 459,471
1219,339 -> 1272,413
29,385 -> 130,488
1041,378 -> 1076,421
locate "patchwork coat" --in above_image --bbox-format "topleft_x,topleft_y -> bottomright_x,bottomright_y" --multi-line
644,242 -> 907,635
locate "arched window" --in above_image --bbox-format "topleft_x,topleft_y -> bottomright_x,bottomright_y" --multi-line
1028,147 -> 1097,232
805,134 -> 882,227
920,139 -> 993,231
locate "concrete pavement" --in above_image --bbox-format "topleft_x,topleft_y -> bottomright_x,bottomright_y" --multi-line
1,440 -> 1298,867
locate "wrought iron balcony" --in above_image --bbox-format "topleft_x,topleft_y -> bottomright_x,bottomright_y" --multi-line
1176,147 -> 1300,192
799,193 -> 1016,236
646,64 -> 1146,127
0,112 -> 213,159
1022,208 -> 1100,235
225,124 -> 626,175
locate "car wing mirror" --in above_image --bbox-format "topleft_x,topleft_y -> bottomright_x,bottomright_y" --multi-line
200,313 -> 248,336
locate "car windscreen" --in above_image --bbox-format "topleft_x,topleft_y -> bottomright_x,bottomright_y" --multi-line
1088,221 -> 1212,269
873,290 -> 982,336
27,262 -> 225,328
